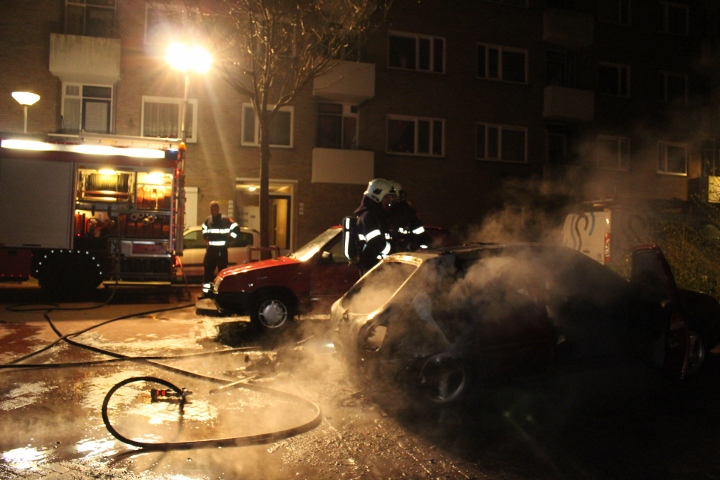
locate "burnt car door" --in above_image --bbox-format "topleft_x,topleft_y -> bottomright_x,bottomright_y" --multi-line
630,244 -> 689,380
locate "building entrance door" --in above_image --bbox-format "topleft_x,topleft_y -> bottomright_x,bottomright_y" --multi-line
270,195 -> 290,250
235,181 -> 294,253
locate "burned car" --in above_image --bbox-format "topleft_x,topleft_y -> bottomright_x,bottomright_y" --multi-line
331,243 -> 720,406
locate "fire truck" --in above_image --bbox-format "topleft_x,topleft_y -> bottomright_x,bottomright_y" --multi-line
0,135 -> 186,297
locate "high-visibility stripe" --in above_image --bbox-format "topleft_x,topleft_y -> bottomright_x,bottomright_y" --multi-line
412,226 -> 425,234
365,229 -> 381,241
209,240 -> 227,246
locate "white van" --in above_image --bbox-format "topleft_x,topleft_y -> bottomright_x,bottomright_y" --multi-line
562,209 -> 612,264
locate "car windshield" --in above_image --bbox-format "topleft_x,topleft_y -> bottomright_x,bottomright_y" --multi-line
288,228 -> 340,262
341,260 -> 419,314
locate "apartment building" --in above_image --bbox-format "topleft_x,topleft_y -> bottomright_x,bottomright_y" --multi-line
0,0 -> 717,249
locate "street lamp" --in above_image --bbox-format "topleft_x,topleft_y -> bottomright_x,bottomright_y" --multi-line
165,43 -> 212,256
165,43 -> 212,143
12,92 -> 40,134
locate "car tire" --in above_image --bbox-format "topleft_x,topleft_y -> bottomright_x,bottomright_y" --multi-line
417,353 -> 471,406
250,291 -> 295,332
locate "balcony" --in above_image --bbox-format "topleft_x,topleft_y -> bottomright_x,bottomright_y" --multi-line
311,148 -> 374,184
49,33 -> 121,84
543,86 -> 594,122
543,9 -> 594,49
313,60 -> 375,104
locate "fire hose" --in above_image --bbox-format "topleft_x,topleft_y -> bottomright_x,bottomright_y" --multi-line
3,301 -> 324,451
101,375 -> 322,451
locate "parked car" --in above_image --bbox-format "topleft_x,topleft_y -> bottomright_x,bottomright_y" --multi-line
173,225 -> 260,283
205,225 -> 456,331
331,243 -> 720,406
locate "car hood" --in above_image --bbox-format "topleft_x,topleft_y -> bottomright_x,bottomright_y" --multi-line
216,256 -> 301,278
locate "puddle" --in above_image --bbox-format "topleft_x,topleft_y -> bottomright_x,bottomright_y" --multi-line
0,381 -> 58,411
2,445 -> 51,469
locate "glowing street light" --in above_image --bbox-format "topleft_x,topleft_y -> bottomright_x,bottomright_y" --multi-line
165,43 -> 212,143
12,91 -> 40,134
165,43 -> 212,255
166,43 -> 212,76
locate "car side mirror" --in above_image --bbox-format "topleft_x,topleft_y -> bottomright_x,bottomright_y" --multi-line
320,251 -> 333,263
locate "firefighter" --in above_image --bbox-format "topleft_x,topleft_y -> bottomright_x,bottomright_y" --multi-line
388,181 -> 431,252
200,200 -> 239,297
354,178 -> 399,275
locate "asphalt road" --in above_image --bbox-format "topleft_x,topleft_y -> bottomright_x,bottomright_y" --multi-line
1,283 -> 720,479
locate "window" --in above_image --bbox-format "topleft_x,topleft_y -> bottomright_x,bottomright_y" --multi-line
598,63 -> 630,97
65,0 -> 116,37
388,32 -> 445,73
547,130 -> 567,164
141,96 -> 198,143
145,2 -> 200,45
661,2 -> 688,35
658,142 -> 687,175
659,71 -> 687,105
317,103 -> 358,149
387,115 -> 444,157
476,123 -> 527,163
597,135 -> 630,170
547,51 -> 566,86
598,0 -> 631,25
242,104 -> 294,148
61,83 -> 112,134
477,44 -> 527,83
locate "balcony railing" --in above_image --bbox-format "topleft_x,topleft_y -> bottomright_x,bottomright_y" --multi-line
49,33 -> 121,84
313,60 -> 375,104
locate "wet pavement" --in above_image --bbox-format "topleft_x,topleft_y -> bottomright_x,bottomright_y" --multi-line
4,282 -> 720,479
0,282 -> 333,479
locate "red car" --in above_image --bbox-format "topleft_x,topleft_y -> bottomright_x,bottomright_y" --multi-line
203,226 -> 456,331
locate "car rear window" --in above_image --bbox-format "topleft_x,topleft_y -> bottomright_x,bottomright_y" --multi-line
342,261 -> 418,314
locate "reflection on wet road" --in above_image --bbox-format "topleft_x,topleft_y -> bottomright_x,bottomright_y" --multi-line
4,286 -> 720,479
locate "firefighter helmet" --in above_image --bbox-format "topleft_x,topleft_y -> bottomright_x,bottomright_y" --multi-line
364,178 -> 398,204
389,180 -> 405,201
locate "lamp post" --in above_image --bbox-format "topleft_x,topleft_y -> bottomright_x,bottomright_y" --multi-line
165,43 -> 212,256
12,92 -> 40,134
165,43 -> 212,143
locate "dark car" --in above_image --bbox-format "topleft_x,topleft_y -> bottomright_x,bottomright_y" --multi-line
205,225 -> 456,332
331,243 -> 720,406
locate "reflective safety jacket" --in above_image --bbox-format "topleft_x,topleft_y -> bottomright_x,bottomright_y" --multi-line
389,200 -> 431,252
354,196 -> 393,274
202,214 -> 239,247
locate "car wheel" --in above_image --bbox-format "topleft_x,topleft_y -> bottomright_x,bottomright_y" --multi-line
686,329 -> 706,377
251,292 -> 295,331
418,353 -> 471,406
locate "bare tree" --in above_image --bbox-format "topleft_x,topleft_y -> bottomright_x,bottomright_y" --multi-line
187,0 -> 392,248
